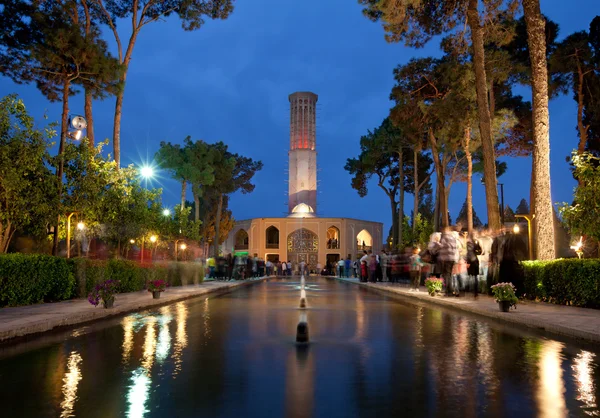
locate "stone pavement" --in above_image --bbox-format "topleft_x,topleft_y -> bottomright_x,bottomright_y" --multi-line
335,277 -> 600,343
0,278 -> 266,343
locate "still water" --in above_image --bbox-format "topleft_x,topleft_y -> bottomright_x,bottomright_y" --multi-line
1,278 -> 599,418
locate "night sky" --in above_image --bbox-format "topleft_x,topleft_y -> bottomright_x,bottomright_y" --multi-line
1,0 -> 597,235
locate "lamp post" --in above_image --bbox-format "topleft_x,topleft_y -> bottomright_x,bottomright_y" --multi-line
498,183 -> 505,227
66,212 -> 76,259
515,214 -> 535,260
149,235 -> 157,261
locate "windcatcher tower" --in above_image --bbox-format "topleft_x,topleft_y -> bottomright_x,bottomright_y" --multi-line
288,92 -> 318,217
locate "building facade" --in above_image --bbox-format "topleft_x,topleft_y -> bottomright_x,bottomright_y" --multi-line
222,91 -> 382,267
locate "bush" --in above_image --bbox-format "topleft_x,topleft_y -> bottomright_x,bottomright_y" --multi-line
522,259 -> 600,308
0,254 -> 75,306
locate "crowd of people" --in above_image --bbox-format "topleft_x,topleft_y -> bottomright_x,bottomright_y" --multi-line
204,226 -> 527,296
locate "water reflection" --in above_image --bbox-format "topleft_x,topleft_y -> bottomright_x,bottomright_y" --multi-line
573,350 -> 598,415
203,298 -> 211,342
171,301 -> 188,378
127,368 -> 151,418
538,340 -> 567,418
59,351 -> 82,418
122,316 -> 135,364
156,306 -> 173,363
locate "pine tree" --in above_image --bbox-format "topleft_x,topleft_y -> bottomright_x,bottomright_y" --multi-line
504,205 -> 517,222
516,198 -> 530,214
456,200 -> 483,229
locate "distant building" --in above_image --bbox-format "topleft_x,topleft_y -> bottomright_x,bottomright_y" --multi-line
222,92 -> 382,268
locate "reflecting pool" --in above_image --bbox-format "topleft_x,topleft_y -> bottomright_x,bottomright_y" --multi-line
1,278 -> 600,417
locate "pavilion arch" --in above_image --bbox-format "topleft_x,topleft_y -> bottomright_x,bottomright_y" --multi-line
327,226 -> 340,249
266,226 -> 280,249
356,229 -> 372,250
234,229 -> 249,250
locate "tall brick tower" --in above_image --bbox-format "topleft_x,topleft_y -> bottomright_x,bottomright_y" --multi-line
288,92 -> 318,216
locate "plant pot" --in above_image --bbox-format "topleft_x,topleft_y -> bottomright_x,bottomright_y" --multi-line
103,297 -> 115,309
499,301 -> 511,312
152,291 -> 161,299
428,291 -> 436,297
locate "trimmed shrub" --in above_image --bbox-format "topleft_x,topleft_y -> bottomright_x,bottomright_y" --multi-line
522,259 -> 600,308
0,254 -> 74,307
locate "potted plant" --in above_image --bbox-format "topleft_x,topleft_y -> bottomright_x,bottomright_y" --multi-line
88,280 -> 120,309
490,282 -> 518,312
147,279 -> 168,299
424,277 -> 444,296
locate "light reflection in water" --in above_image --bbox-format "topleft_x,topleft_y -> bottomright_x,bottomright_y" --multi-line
538,340 -> 567,418
59,351 -> 82,418
476,326 -> 498,392
156,306 -> 173,363
203,298 -> 211,343
171,302 -> 188,378
141,316 -> 157,371
122,316 -> 135,364
573,350 -> 598,415
127,368 -> 151,418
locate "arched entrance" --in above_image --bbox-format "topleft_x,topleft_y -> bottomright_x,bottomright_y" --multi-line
234,229 -> 249,251
356,229 -> 372,253
287,228 -> 319,270
326,226 -> 340,249
266,226 -> 279,249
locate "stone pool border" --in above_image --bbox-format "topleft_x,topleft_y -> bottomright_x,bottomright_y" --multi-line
333,277 -> 600,344
0,277 -> 267,343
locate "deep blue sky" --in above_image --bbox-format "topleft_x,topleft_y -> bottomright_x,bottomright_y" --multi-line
1,0 -> 597,235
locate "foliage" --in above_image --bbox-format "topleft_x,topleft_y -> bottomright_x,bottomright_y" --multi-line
0,95 -> 57,252
456,200 -> 483,229
522,259 -> 600,308
490,282 -> 518,308
559,152 -> 600,241
401,214 -> 433,249
425,277 -> 444,295
87,279 -> 119,307
516,198 -> 530,214
147,279 -> 168,292
0,253 -> 74,307
503,205 -> 517,222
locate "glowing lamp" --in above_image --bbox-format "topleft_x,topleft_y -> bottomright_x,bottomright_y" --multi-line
149,235 -> 157,243
513,224 -> 520,234
76,222 -> 85,231
180,243 -> 187,250
140,166 -> 154,179
162,209 -> 171,216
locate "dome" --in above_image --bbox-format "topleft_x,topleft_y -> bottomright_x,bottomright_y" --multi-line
289,203 -> 315,217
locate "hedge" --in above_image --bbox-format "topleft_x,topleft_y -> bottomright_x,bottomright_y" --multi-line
0,254 -> 205,307
522,259 -> 600,308
0,254 -> 75,307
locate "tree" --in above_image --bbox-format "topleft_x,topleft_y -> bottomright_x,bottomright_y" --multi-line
189,194 -> 234,251
359,0 -> 504,230
559,152 -> 600,243
523,0 -> 556,259
456,199 -> 483,229
504,205 -> 516,222
90,0 -> 235,166
156,138 -> 195,211
205,143 -> 262,257
0,0 -> 122,254
516,198 -> 530,214
0,95 -> 57,252
185,138 -> 216,222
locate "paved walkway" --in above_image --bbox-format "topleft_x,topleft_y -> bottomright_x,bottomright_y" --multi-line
335,277 -> 600,343
0,278 -> 266,343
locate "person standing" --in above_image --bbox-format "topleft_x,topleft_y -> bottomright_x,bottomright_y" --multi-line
439,227 -> 459,296
345,256 -> 352,278
368,254 -> 377,283
380,250 -> 389,282
409,247 -> 423,292
466,234 -> 482,295
337,258 -> 345,278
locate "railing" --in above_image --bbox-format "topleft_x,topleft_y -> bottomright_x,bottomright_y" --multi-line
234,244 -> 249,251
357,245 -> 372,253
266,243 -> 279,249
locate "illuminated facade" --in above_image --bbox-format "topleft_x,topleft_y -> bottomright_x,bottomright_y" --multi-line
222,91 -> 382,267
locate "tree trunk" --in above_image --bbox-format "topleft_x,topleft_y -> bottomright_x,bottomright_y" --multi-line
434,184 -> 440,232
467,0 -> 501,231
398,149 -> 405,248
194,193 -> 200,222
0,222 -> 13,253
464,124 -> 474,235
180,180 -> 187,211
53,79 -> 71,256
576,59 -> 589,156
413,149 -> 419,233
84,88 -> 94,150
523,0 -> 556,260
429,130 -> 448,229
214,193 -> 223,258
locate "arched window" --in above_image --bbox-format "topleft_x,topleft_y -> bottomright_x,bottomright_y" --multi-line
356,229 -> 373,251
326,226 -> 340,249
287,228 -> 318,253
266,226 -> 279,249
234,229 -> 249,250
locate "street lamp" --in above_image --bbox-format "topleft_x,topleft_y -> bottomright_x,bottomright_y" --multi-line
66,212 -> 77,259
513,224 -> 520,234
140,166 -> 154,179
162,208 -> 171,217
150,235 -> 157,243
515,213 -> 535,260
180,243 -> 187,251
77,222 -> 85,231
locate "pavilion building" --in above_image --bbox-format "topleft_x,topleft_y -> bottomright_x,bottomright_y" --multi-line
222,92 -> 382,267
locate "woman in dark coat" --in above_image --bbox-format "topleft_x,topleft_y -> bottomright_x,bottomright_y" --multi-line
466,236 -> 482,295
